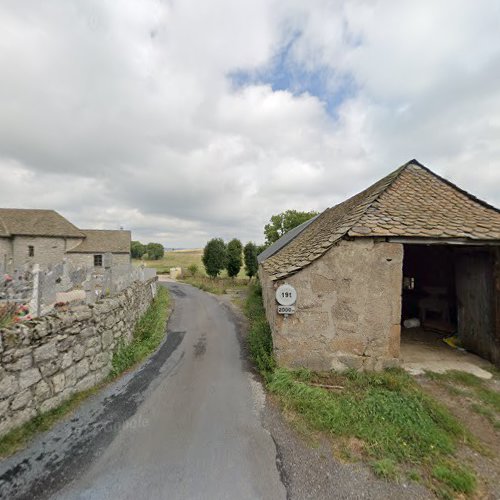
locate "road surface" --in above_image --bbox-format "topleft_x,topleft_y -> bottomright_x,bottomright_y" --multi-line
0,282 -> 286,500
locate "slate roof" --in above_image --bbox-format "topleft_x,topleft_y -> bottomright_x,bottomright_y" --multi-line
262,159 -> 500,280
66,230 -> 131,254
0,208 -> 84,238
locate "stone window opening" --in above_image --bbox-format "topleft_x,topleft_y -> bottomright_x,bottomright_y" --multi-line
28,245 -> 34,257
94,254 -> 103,267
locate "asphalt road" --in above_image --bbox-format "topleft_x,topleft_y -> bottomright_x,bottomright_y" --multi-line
58,282 -> 286,499
0,282 -> 286,500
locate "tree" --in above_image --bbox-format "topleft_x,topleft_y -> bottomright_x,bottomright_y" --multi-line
130,241 -> 146,259
244,242 -> 258,278
226,238 -> 243,278
202,238 -> 227,277
264,209 -> 319,245
146,242 -> 164,260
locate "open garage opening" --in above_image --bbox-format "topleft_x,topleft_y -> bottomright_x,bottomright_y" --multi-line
399,243 -> 499,376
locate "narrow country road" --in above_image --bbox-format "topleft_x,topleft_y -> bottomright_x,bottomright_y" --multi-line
0,282 -> 287,500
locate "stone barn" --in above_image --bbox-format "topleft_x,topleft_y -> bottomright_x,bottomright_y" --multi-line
259,160 -> 500,371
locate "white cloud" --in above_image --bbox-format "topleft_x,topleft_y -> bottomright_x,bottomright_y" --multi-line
0,0 -> 499,247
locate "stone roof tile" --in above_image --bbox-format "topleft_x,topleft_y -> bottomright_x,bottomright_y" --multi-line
262,159 -> 500,280
0,208 -> 84,238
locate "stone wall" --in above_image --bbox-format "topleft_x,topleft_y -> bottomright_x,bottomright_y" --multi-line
12,236 -> 69,272
0,277 -> 158,437
66,252 -> 130,272
260,239 -> 403,372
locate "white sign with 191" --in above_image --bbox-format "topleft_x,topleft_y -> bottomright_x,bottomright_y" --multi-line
276,283 -> 297,316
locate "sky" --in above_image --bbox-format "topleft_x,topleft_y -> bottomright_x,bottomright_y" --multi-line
1,0 -> 499,248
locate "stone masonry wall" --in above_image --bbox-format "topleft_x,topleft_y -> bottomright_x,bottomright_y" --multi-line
12,236 -> 68,272
66,253 -> 131,272
260,239 -> 403,372
0,278 -> 158,437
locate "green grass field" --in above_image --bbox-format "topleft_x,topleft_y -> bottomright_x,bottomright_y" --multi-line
133,249 -> 204,275
134,249 -> 248,278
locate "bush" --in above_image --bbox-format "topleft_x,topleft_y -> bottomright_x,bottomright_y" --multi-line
131,241 -> 146,259
146,242 -> 165,260
202,238 -> 227,277
187,263 -> 199,277
226,238 -> 243,278
0,302 -> 16,328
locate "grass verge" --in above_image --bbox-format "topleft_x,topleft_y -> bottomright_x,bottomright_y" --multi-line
243,281 -> 477,497
182,275 -> 249,295
0,286 -> 170,458
110,286 -> 170,376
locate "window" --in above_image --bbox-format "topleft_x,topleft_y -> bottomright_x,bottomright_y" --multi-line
28,245 -> 34,257
94,254 -> 103,267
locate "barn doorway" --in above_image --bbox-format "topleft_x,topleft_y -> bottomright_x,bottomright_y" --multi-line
399,244 -> 498,372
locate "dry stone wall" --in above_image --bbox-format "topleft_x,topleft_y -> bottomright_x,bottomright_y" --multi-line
0,278 -> 158,437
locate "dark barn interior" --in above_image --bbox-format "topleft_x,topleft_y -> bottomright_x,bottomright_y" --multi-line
401,244 -> 500,365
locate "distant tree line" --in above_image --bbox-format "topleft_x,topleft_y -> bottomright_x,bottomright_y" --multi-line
131,241 -> 165,260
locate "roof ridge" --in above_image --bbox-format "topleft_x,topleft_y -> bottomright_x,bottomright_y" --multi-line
407,161 -> 500,215
342,160 -> 414,234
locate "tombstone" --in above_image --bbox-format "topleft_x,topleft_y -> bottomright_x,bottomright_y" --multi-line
83,276 -> 96,304
29,264 -> 42,318
40,267 -> 57,306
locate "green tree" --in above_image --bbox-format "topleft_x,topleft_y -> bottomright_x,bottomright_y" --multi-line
131,241 -> 146,259
202,238 -> 227,277
145,242 -> 165,260
226,238 -> 243,278
264,209 -> 318,245
244,242 -> 258,278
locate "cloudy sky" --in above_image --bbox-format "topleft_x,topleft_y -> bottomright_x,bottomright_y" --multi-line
1,1 -> 499,247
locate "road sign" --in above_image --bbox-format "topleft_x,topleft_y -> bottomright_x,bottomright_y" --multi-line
275,284 -> 297,306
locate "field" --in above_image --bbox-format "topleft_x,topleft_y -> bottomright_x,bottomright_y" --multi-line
133,248 -> 248,278
133,249 -> 204,275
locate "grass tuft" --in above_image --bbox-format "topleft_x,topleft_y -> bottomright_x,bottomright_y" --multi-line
432,462 -> 476,495
372,458 -> 397,480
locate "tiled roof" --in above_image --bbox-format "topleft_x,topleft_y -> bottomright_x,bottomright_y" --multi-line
66,230 -> 131,254
262,160 -> 500,280
0,208 -> 84,238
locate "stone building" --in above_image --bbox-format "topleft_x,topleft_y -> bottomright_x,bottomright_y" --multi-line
259,160 -> 500,371
66,229 -> 131,272
0,209 -> 131,273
